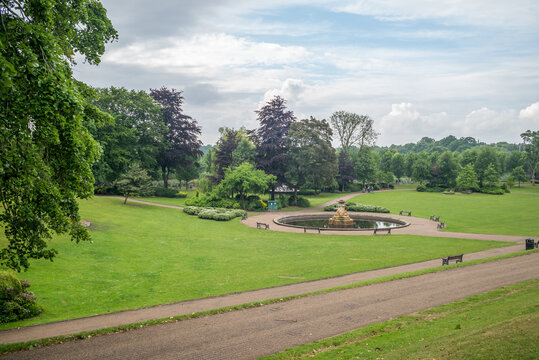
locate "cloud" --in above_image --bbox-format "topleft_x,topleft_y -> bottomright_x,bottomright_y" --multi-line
334,0 -> 539,28
262,78 -> 307,105
519,102 -> 539,120
104,33 -> 309,71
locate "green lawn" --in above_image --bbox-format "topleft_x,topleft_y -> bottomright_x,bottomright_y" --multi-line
263,279 -> 539,360
262,192 -> 356,211
133,189 -> 197,207
348,190 -> 539,236
0,197 -> 508,329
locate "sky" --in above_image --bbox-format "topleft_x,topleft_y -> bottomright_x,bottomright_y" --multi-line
73,0 -> 539,147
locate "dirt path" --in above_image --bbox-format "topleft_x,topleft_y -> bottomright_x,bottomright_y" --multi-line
3,253 -> 537,360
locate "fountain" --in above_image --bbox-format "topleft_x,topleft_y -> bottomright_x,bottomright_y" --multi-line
328,200 -> 354,228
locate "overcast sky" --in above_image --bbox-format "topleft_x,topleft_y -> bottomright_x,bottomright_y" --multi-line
74,0 -> 539,146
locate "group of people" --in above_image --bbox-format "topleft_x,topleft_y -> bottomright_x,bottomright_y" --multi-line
362,186 -> 375,193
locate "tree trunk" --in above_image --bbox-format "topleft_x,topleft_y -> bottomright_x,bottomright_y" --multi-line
162,167 -> 169,188
293,188 -> 297,205
123,195 -> 128,205
271,186 -> 275,200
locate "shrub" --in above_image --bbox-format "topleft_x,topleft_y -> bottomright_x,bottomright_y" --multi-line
373,184 -> 381,190
0,271 -> 43,324
183,207 -> 246,221
295,196 -> 311,208
416,185 -> 426,192
184,194 -> 240,209
154,187 -> 180,198
247,198 -> 267,211
479,187 -> 505,195
278,195 -> 290,209
177,191 -> 188,198
323,203 -> 389,213
94,185 -> 121,195
346,204 -> 390,213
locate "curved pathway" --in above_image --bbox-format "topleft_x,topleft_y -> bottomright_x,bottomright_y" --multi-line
0,191 -> 533,350
2,253 -> 538,359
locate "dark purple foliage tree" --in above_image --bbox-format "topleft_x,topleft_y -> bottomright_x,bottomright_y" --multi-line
337,151 -> 357,191
150,87 -> 203,188
251,96 -> 296,199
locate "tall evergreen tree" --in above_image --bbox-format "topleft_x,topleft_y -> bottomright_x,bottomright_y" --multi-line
150,87 -> 202,188
252,96 -> 296,199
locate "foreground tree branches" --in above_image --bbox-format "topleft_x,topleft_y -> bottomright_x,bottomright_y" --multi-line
0,0 -> 117,270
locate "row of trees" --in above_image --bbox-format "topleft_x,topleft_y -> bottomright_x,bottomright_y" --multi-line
198,97 -> 378,205
87,86 -> 202,188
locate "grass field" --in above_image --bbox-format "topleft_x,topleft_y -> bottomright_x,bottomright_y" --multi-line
0,196 -> 509,330
348,189 -> 539,236
264,279 -> 539,359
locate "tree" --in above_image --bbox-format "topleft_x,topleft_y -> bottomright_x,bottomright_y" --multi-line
115,163 -> 154,204
474,147 -> 500,186
330,111 -> 378,153
0,0 -> 117,271
355,147 -> 377,185
437,151 -> 459,188
505,175 -> 515,189
390,153 -> 405,181
213,127 -> 244,182
176,161 -> 200,190
90,87 -> 165,183
512,166 -> 527,187
520,130 -> 538,186
411,158 -> 430,184
337,151 -> 357,191
252,96 -> 296,199
286,117 -> 337,203
150,87 -> 202,188
231,138 -> 257,168
456,164 -> 479,191
217,163 -> 275,209
482,163 -> 500,188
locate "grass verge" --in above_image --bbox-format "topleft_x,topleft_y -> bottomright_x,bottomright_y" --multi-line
2,249 -> 536,354
263,278 -> 539,359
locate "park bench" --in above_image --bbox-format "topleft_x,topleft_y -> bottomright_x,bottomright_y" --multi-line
442,254 -> 463,265
437,222 -> 446,229
256,222 -> 269,230
430,215 -> 440,221
373,228 -> 391,235
525,238 -> 539,250
241,213 -> 247,220
304,227 -> 321,234
399,210 -> 412,216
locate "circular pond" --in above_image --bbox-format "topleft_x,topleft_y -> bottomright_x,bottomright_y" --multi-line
274,213 -> 409,231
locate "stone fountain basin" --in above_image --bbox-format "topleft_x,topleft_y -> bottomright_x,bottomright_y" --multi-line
274,213 -> 410,231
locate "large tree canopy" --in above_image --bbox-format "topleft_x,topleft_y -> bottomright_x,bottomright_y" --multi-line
330,111 -> 377,153
150,87 -> 203,188
90,87 -> 165,183
286,117 -> 338,201
252,96 -> 295,198
0,0 -> 117,270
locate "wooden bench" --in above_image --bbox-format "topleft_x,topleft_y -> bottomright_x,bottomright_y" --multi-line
437,222 -> 446,229
442,254 -> 463,265
256,222 -> 269,230
399,210 -> 412,216
525,238 -> 539,250
373,228 -> 391,235
430,215 -> 440,221
304,227 -> 321,234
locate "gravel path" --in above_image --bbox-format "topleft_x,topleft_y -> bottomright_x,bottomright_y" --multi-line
2,253 -> 537,360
